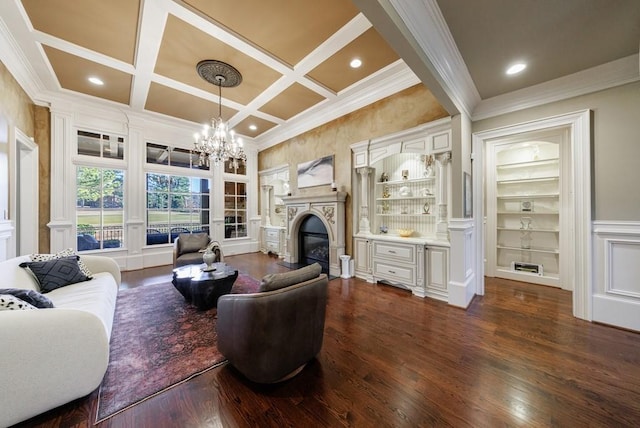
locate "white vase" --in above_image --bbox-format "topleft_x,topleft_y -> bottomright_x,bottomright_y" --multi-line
202,249 -> 215,270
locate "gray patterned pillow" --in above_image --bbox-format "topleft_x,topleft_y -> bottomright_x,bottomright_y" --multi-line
0,294 -> 37,311
30,248 -> 93,278
20,255 -> 90,293
0,288 -> 54,308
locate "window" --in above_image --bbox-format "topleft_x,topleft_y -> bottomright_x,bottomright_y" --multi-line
146,143 -> 208,171
76,167 -> 124,251
224,181 -> 247,238
224,158 -> 246,175
77,130 -> 124,159
146,173 -> 210,245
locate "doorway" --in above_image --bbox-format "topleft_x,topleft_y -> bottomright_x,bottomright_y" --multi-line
472,110 -> 591,321
11,128 -> 38,256
485,127 -> 571,288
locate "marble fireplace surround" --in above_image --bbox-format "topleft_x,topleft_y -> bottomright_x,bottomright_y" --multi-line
282,192 -> 346,277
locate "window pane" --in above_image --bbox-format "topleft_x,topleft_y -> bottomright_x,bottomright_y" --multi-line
170,148 -> 192,168
78,132 -> 101,157
76,166 -> 125,251
146,173 -> 211,246
237,182 -> 246,195
147,173 -> 169,191
102,135 -> 124,160
146,143 -> 169,165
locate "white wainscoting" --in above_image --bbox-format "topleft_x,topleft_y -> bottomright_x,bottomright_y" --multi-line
448,218 -> 475,308
0,220 -> 14,261
592,221 -> 640,332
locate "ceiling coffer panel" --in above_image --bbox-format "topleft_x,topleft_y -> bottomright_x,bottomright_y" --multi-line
259,83 -> 327,121
307,28 -> 400,93
183,0 -> 360,66
146,82 -> 238,125
22,0 -> 140,65
234,116 -> 279,138
155,15 -> 282,105
43,46 -> 132,105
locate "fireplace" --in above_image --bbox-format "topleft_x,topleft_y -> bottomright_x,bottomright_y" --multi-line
282,191 -> 346,277
299,215 -> 329,273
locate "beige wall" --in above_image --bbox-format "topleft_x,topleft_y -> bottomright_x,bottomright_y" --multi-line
259,83 -> 449,254
474,81 -> 640,221
0,60 -> 51,252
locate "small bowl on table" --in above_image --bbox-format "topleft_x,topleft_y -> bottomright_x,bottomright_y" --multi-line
398,228 -> 414,238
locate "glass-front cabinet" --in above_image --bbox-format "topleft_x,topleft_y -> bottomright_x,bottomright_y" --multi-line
350,119 -> 452,301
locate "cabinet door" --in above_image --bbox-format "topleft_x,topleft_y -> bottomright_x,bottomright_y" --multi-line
426,246 -> 448,300
353,237 -> 370,277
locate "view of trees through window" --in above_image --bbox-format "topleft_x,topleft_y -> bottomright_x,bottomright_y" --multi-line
76,167 -> 125,251
146,173 -> 210,245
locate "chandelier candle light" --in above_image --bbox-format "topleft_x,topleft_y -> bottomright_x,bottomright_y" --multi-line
193,60 -> 247,167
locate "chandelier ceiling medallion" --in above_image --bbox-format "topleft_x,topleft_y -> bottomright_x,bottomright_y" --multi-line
193,60 -> 246,168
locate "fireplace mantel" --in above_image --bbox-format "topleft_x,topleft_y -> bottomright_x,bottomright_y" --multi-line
282,192 -> 347,277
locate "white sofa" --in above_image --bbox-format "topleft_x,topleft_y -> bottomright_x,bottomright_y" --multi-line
0,254 -> 120,427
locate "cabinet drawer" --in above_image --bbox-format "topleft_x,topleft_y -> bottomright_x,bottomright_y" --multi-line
373,241 -> 416,263
373,260 -> 415,284
265,229 -> 280,240
266,241 -> 279,252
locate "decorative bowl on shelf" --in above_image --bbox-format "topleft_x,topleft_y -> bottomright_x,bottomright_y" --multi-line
398,228 -> 414,238
398,186 -> 412,197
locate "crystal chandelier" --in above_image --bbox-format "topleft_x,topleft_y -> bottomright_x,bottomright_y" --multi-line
193,60 -> 246,168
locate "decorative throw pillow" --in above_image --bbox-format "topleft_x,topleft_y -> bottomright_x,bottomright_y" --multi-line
30,248 -> 93,278
0,294 -> 37,311
0,288 -> 54,308
178,233 -> 209,256
19,256 -> 90,293
259,263 -> 322,292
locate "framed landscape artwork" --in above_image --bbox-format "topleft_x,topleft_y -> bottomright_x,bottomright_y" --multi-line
297,155 -> 334,188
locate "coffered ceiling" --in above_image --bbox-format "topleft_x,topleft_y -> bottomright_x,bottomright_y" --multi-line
0,0 -> 411,149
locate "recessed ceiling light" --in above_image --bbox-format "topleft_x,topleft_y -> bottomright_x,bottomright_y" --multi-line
350,58 -> 362,69
506,63 -> 526,75
88,76 -> 104,85
249,124 -> 257,131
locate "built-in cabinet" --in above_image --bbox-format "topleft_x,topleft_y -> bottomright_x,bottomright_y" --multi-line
486,132 -> 568,288
351,119 -> 451,301
258,165 -> 290,257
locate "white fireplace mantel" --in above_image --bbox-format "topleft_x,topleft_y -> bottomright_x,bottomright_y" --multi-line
282,191 -> 347,277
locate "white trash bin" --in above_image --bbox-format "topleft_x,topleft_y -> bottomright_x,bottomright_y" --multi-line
340,255 -> 352,279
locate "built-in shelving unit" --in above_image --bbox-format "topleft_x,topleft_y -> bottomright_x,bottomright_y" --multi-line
486,137 -> 564,287
350,119 -> 452,301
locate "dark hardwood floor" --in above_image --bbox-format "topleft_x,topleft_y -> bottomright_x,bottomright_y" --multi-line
14,252 -> 640,427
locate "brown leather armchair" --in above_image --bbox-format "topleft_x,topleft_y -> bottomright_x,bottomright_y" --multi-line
216,263 -> 328,383
172,233 -> 223,268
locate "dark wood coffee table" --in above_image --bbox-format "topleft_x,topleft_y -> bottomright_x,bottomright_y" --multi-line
172,263 -> 238,310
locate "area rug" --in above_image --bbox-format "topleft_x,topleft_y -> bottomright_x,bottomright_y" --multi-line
95,273 -> 261,423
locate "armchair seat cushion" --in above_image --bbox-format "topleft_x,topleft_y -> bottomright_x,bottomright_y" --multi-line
174,252 -> 206,268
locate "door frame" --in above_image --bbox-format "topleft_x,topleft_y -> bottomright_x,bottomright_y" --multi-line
9,127 -> 38,256
472,110 -> 592,321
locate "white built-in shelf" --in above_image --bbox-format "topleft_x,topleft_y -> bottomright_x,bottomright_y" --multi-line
375,177 -> 435,186
376,196 -> 436,201
496,176 -> 559,185
378,214 -> 435,217
497,193 -> 559,199
496,158 -> 559,169
497,227 -> 559,233
496,267 -> 559,279
497,211 -> 558,215
497,245 -> 559,254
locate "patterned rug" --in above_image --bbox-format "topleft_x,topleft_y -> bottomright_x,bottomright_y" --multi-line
96,273 -> 261,422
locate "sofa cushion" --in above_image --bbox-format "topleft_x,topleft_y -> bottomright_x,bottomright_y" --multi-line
31,248 -> 93,278
178,233 -> 209,256
20,256 -> 91,293
0,288 -> 54,308
259,263 -> 322,292
0,294 -> 37,311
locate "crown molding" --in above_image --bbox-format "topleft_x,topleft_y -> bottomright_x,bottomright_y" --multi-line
387,0 -> 480,117
255,60 -> 420,151
0,8 -> 46,104
473,54 -> 640,121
